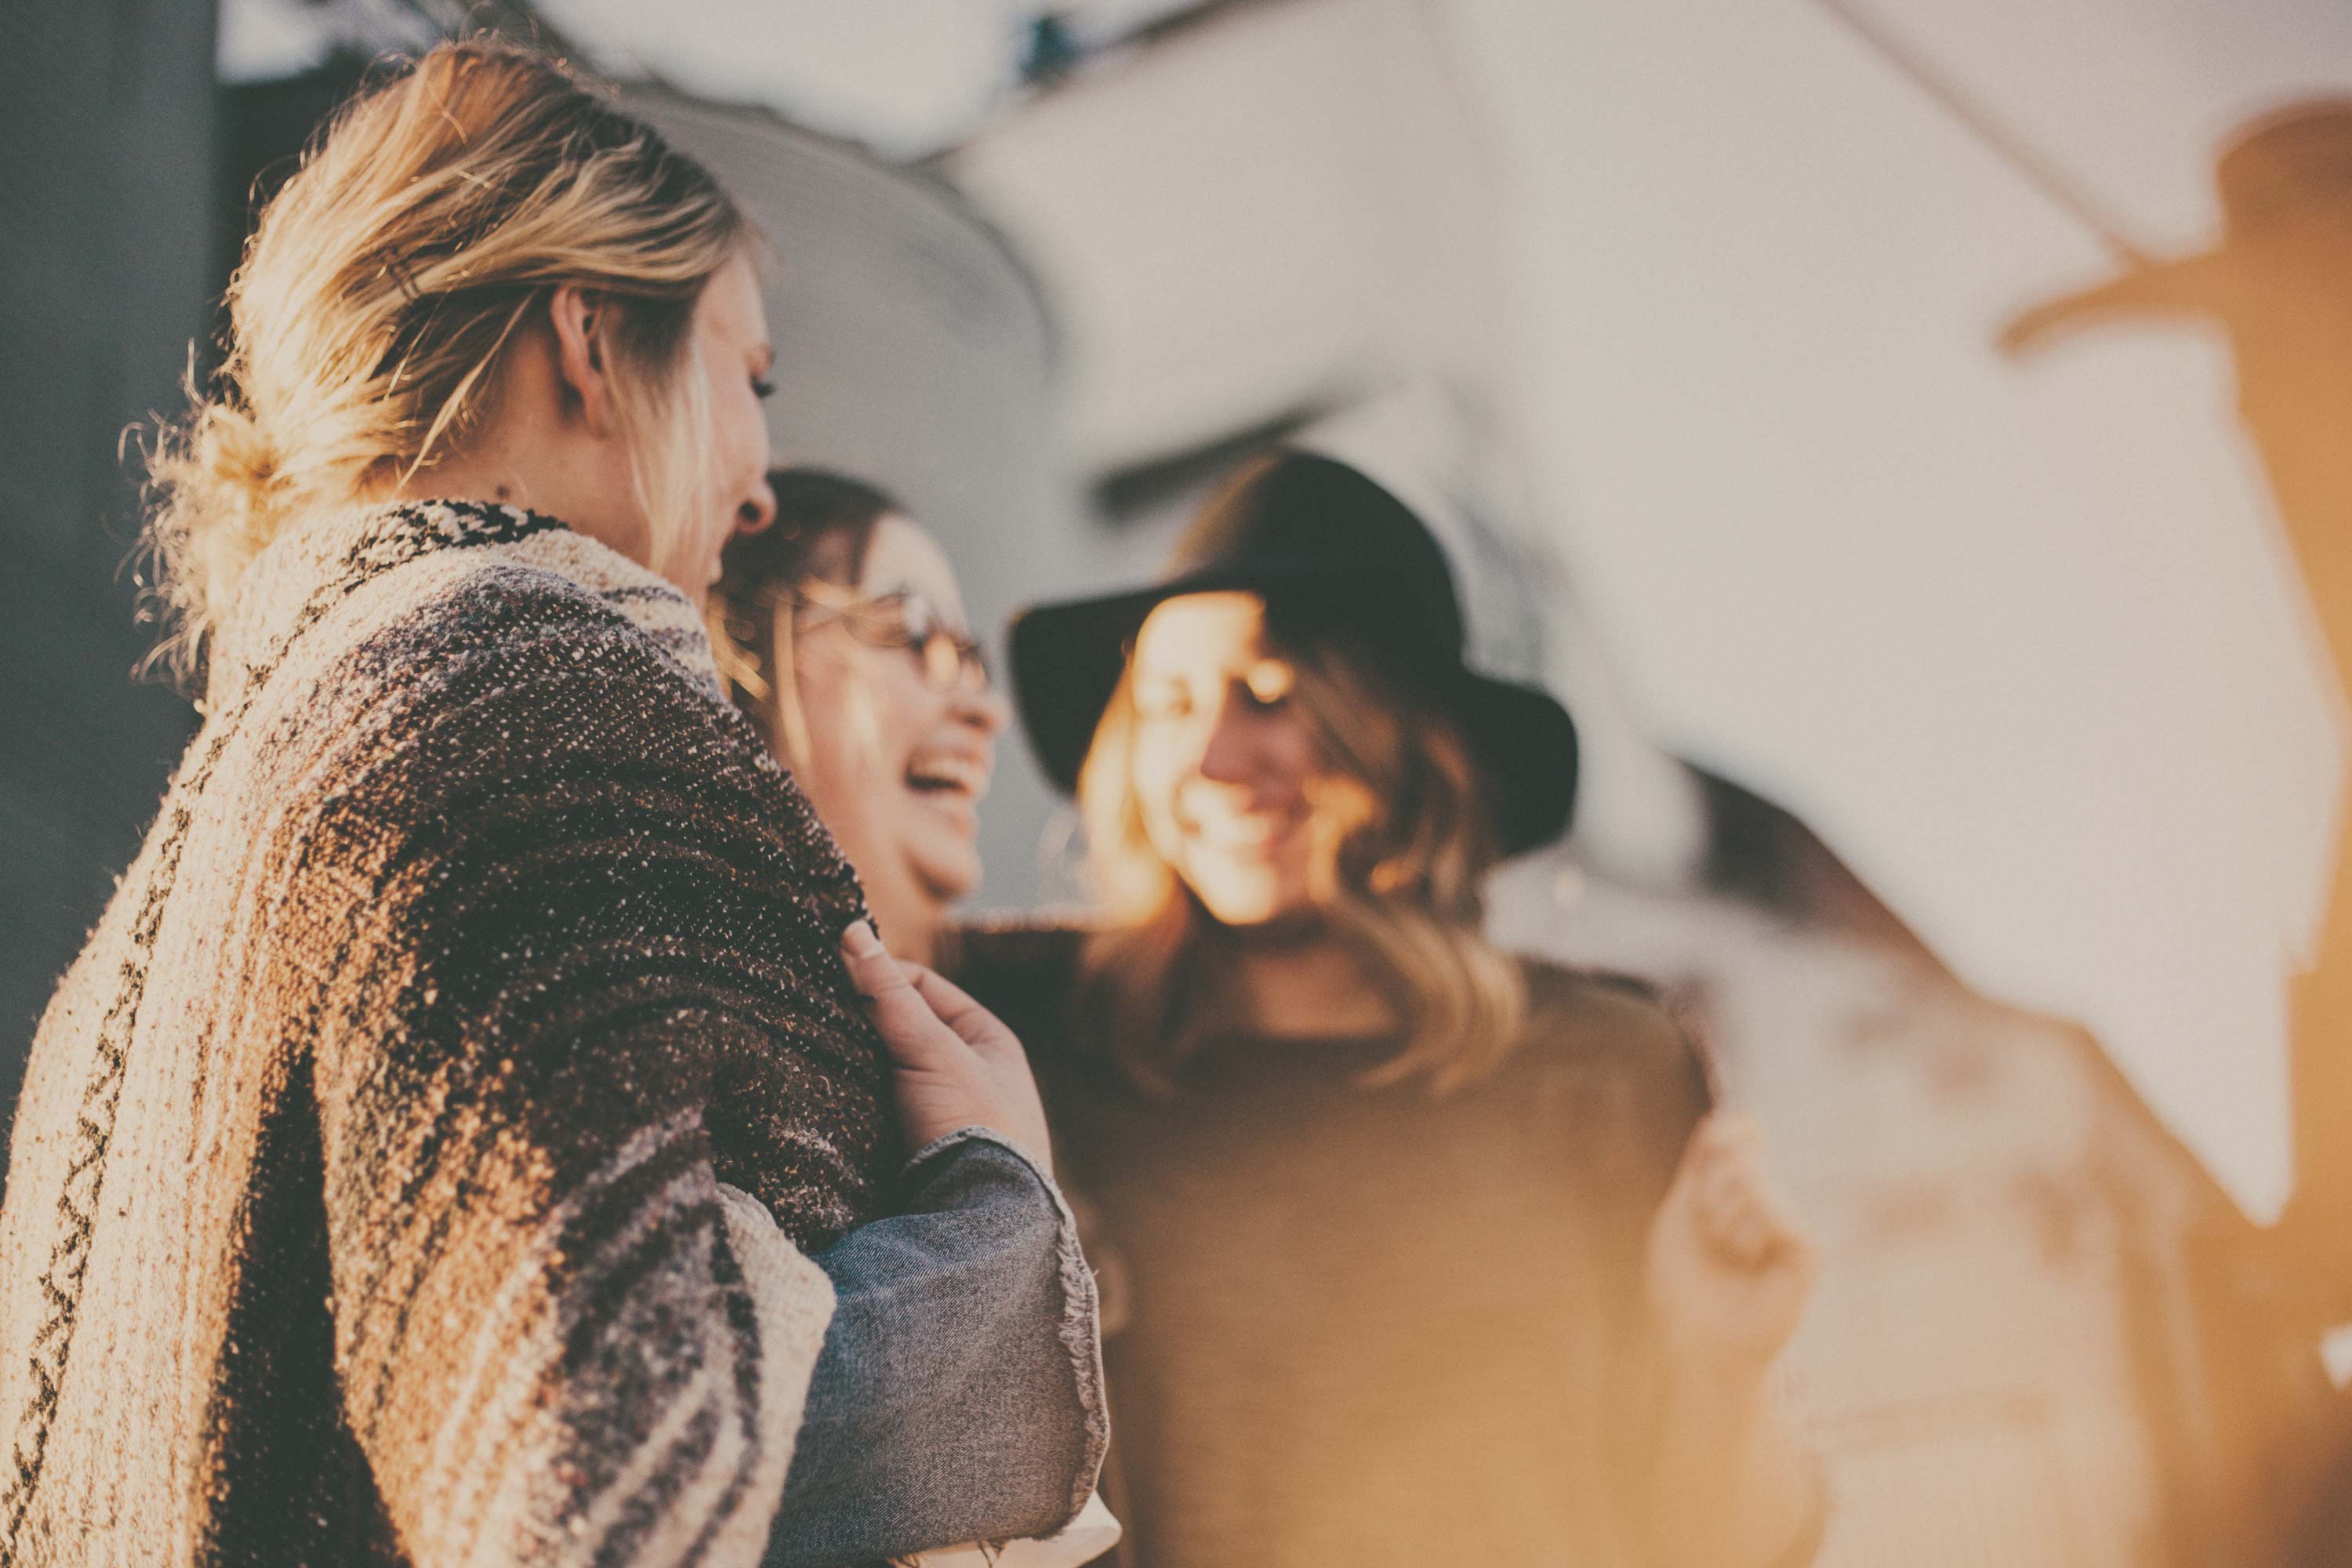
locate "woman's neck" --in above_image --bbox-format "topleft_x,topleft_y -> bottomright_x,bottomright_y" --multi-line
862,880 -> 938,970
1230,927 -> 1399,1040
377,337 -> 651,575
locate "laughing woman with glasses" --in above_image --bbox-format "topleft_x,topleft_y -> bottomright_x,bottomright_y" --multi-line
710,467 -> 1009,971
707,480 -> 1123,1565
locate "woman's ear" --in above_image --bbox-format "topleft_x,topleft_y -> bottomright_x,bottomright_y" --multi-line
548,283 -> 619,436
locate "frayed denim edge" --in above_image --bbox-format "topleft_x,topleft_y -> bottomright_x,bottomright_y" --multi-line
902,1127 -> 1112,1526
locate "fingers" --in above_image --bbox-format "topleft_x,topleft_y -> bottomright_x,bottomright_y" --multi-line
1679,1112 -> 1814,1274
1704,1176 -> 1777,1269
837,919 -> 910,1004
1664,1109 -> 1753,1201
838,921 -> 957,1069
900,964 -> 1022,1060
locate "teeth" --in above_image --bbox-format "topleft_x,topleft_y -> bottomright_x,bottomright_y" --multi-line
1193,813 -> 1290,848
906,756 -> 989,799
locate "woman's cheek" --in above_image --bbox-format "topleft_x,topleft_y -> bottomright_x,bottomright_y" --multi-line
706,363 -> 768,504
822,659 -> 911,808
1130,731 -> 1183,822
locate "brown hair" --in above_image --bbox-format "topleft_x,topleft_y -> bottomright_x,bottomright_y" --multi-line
142,38 -> 751,681
706,466 -> 899,767
1073,613 -> 1526,1095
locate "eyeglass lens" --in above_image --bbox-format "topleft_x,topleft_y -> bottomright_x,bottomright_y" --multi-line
790,584 -> 989,694
891,592 -> 989,693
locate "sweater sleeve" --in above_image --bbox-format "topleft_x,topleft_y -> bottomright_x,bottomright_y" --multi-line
292,576 -> 891,1567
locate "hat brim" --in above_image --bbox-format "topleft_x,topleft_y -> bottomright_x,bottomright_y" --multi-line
1009,562 -> 1579,858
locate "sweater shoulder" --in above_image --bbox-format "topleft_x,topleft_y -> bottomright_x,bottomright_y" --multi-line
343,547 -> 708,695
1515,958 -> 1701,1079
303,551 -> 756,792
1505,956 -> 1712,1186
268,544 -> 857,925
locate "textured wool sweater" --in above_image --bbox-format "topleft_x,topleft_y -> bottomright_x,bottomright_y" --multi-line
0,500 -> 895,1566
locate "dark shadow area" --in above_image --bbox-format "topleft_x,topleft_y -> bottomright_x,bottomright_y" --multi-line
0,1 -> 218,1167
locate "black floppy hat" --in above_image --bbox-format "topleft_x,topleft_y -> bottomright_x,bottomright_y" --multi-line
1008,451 -> 1580,856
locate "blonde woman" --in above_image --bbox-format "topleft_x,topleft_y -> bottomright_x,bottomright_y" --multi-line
0,42 -> 1102,1568
955,452 -> 1828,1567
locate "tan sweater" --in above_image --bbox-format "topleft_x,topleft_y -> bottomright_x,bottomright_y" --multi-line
952,923 -> 1710,1568
0,500 -> 893,1566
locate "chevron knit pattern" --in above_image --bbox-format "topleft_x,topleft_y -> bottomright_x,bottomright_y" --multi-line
0,500 -> 892,1566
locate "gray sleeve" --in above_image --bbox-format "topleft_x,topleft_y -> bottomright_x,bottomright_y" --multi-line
764,1129 -> 1109,1568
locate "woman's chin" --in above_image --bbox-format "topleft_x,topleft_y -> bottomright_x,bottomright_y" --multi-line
1177,854 -> 1315,931
906,844 -> 983,913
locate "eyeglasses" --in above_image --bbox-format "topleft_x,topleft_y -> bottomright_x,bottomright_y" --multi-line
786,582 -> 992,695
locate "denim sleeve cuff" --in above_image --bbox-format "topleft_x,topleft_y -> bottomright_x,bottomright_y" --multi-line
902,1125 -> 1056,1195
898,1127 -> 1111,1526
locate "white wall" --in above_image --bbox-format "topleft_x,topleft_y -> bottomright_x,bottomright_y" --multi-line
952,0 -> 1517,472
1442,0 -> 2352,1218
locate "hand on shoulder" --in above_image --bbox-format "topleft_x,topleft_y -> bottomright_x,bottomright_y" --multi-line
840,920 -> 1056,1177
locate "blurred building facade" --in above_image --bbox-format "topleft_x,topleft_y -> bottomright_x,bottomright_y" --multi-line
0,0 -> 215,1144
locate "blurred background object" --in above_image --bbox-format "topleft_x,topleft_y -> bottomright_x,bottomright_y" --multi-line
11,0 -> 2352,1559
1,0 -> 215,1143
2000,97 -> 2352,1330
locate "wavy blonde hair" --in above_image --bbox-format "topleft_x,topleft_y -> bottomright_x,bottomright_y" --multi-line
142,39 -> 750,681
1074,621 -> 1526,1095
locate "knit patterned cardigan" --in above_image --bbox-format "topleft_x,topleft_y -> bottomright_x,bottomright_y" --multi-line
0,500 -> 897,1566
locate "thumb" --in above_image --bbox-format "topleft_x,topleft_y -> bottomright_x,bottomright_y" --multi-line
902,964 -> 1022,1063
1657,1112 -> 1744,1235
840,920 -> 959,1069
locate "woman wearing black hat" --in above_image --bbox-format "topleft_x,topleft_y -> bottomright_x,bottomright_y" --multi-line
952,450 -> 1827,1567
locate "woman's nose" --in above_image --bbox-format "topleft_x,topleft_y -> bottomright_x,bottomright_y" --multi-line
1196,700 -> 1258,786
955,682 -> 1011,736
